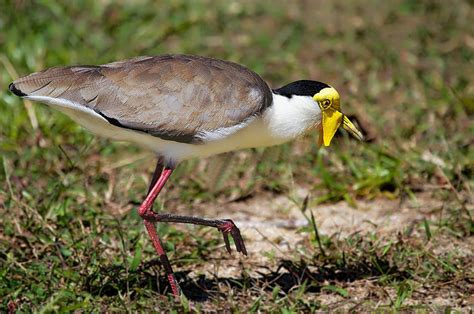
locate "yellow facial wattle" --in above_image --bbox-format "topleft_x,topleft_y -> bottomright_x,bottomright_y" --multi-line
321,109 -> 343,146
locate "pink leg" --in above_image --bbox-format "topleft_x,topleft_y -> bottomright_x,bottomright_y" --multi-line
138,160 -> 247,297
138,165 -> 180,297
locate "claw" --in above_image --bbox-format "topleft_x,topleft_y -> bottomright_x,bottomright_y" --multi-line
233,228 -> 248,255
218,219 -> 247,256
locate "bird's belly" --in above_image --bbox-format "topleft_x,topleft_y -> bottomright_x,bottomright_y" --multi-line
53,105 -> 292,165
172,119 -> 291,160
126,118 -> 290,163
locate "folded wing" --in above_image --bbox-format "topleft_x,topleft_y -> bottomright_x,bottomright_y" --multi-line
11,55 -> 273,143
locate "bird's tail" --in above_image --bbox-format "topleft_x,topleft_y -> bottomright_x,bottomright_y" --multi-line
9,66 -> 100,99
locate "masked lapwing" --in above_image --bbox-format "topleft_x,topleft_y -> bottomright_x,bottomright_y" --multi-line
9,54 -> 364,297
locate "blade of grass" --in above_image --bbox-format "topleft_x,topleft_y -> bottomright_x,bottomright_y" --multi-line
310,211 -> 326,257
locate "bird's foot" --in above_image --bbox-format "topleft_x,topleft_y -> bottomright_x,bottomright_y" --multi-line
217,219 -> 247,255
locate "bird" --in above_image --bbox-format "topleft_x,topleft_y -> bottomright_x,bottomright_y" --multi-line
9,54 -> 364,297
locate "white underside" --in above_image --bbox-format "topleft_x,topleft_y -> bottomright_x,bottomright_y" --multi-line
25,93 -> 321,166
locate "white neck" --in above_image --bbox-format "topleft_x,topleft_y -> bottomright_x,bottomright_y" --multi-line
261,93 -> 322,143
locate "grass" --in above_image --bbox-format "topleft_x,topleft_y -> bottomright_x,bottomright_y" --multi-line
1,0 -> 473,312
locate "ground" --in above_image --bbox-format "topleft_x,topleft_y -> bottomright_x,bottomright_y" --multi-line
0,0 -> 473,312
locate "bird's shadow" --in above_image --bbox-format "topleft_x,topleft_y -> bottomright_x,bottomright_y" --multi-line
83,257 -> 409,301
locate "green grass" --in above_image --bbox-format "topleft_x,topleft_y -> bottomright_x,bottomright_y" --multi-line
1,0 -> 473,312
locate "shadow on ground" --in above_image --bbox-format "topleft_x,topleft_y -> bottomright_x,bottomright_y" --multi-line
84,257 -> 410,302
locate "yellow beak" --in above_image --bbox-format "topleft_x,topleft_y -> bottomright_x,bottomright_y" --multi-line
342,115 -> 364,142
320,110 -> 364,147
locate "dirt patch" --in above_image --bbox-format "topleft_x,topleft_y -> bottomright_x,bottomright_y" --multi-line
171,190 -> 449,256
164,190 -> 473,310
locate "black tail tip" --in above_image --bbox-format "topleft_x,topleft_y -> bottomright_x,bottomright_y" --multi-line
9,82 -> 27,97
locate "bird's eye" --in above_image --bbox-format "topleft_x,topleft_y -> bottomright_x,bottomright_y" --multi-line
321,99 -> 331,109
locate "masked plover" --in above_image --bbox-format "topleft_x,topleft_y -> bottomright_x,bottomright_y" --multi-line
9,54 -> 364,297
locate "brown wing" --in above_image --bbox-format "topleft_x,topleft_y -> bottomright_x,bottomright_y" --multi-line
10,55 -> 273,143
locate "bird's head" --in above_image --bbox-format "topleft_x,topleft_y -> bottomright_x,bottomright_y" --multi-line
312,85 -> 364,146
274,80 -> 364,147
